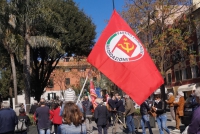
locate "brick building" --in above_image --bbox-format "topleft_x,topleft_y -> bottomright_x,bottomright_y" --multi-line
43,56 -> 101,99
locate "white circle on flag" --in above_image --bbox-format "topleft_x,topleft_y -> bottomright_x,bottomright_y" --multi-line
105,31 -> 144,62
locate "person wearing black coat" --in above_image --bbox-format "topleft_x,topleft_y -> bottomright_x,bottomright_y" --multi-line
29,101 -> 39,115
108,96 -> 117,125
94,98 -> 110,134
152,94 -> 170,134
140,100 -> 153,134
116,95 -> 125,123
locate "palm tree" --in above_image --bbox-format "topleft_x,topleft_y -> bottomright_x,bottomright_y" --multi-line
2,29 -> 24,105
0,1 -> 24,106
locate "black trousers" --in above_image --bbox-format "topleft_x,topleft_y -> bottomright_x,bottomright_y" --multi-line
54,124 -> 60,134
97,125 -> 107,134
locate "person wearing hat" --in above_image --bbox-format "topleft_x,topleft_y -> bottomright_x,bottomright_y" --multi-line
165,92 -> 175,122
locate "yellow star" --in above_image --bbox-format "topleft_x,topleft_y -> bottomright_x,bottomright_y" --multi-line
123,38 -> 128,42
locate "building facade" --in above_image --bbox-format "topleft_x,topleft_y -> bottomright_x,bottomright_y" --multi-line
165,2 -> 200,96
43,56 -> 101,99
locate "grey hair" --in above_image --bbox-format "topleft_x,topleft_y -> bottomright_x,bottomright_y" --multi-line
124,95 -> 129,99
195,87 -> 200,99
95,98 -> 103,104
1,102 -> 10,108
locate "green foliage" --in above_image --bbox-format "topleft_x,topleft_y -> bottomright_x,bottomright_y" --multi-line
134,108 -> 141,116
122,0 -> 196,74
0,0 -> 96,101
28,114 -> 36,126
0,68 -> 11,98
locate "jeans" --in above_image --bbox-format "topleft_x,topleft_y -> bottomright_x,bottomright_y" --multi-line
126,115 -> 135,133
39,129 -> 50,134
54,124 -> 60,134
140,115 -> 153,134
156,114 -> 170,134
57,125 -> 61,134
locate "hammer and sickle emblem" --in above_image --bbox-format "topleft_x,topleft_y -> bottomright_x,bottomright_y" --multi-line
118,42 -> 134,53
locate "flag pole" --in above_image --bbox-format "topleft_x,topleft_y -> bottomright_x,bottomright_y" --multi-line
76,75 -> 88,104
76,68 -> 92,104
112,0 -> 115,10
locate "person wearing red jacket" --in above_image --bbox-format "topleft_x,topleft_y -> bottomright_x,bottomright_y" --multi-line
50,103 -> 62,134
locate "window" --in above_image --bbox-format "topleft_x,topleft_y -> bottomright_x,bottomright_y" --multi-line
196,24 -> 200,45
188,43 -> 196,54
191,65 -> 200,78
186,67 -> 192,79
93,77 -> 97,81
65,58 -> 70,62
182,68 -> 187,80
167,73 -> 172,84
175,70 -> 182,82
79,68 -> 86,72
65,78 -> 70,85
198,44 -> 200,55
65,68 -> 71,72
47,78 -> 54,88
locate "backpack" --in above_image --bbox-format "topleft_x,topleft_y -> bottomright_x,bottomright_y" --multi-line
15,118 -> 27,132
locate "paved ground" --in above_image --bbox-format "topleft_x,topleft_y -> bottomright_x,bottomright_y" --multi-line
28,112 -> 186,134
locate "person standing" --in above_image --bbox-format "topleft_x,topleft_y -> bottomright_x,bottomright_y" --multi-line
172,91 -> 185,133
35,98 -> 51,134
29,100 -> 39,115
0,102 -> 18,134
116,95 -> 125,123
82,96 -> 93,134
124,95 -> 136,134
64,87 -> 76,102
94,98 -> 110,134
15,108 -> 31,134
60,101 -> 86,134
108,95 -> 116,124
140,100 -> 153,134
152,94 -> 170,134
187,87 -> 200,134
165,92 -> 175,122
50,103 -> 62,134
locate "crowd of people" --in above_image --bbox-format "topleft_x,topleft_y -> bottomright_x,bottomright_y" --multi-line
0,86 -> 200,134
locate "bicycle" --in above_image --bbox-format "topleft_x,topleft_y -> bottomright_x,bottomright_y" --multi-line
112,111 -> 140,134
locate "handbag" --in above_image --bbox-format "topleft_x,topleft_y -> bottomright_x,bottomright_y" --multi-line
148,109 -> 157,117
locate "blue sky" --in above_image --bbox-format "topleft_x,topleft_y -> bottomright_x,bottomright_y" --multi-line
74,0 -> 125,41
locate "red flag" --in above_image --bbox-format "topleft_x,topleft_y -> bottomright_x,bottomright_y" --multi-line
89,80 -> 98,109
87,10 -> 164,105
